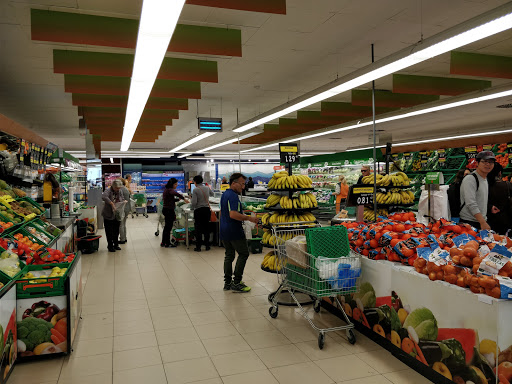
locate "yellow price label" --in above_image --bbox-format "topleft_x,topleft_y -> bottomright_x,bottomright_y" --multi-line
280,145 -> 297,153
352,187 -> 374,194
220,184 -> 229,192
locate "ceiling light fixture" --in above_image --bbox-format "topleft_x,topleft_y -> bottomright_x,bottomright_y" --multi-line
243,85 -> 512,152
110,157 -> 114,163
120,0 -> 186,151
195,131 -> 263,153
394,128 -> 512,147
177,153 -> 192,158
232,4 -> 512,134
346,145 -> 386,152
169,132 -> 217,153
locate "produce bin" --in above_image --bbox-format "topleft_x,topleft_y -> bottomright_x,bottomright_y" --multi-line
0,277 -> 18,383
15,253 -> 82,362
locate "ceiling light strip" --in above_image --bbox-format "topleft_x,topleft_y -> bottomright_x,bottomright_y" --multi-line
120,0 -> 186,151
232,3 -> 512,134
169,132 -> 217,153
177,153 -> 192,158
242,84 -> 512,152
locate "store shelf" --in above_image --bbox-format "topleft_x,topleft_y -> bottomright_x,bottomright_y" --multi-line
356,184 -> 412,189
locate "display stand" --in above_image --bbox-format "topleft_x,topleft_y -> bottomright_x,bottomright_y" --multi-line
265,161 -> 315,307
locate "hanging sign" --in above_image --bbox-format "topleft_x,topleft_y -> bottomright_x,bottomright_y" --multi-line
279,143 -> 299,164
273,165 -> 285,171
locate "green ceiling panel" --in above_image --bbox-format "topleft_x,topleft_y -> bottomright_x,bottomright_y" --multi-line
54,50 -> 218,82
393,74 -> 491,96
451,51 -> 512,79
352,90 -> 439,108
32,9 -> 242,57
64,75 -> 201,99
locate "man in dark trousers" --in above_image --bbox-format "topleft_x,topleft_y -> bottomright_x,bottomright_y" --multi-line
220,173 -> 259,292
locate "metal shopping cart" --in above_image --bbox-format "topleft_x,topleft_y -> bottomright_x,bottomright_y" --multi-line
154,199 -> 189,246
132,192 -> 148,218
269,222 -> 361,349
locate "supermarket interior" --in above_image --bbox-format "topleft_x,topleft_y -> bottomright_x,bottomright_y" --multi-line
1,0 -> 512,383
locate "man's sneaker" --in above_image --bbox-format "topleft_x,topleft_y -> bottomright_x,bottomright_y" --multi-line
230,282 -> 251,292
223,282 -> 231,291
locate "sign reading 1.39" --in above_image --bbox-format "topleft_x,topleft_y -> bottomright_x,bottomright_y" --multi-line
279,142 -> 300,164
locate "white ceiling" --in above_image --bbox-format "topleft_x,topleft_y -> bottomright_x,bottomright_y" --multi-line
0,0 -> 511,155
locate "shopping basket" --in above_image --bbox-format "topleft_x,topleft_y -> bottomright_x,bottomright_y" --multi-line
269,222 -> 361,349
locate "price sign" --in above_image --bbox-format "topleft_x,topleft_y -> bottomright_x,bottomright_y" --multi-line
465,146 -> 477,159
483,144 -> 493,151
507,143 -> 512,154
279,142 -> 299,164
438,149 -> 446,158
403,153 -> 412,160
350,186 -> 374,206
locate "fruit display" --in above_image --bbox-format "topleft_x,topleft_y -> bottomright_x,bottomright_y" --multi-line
25,226 -> 52,244
312,190 -> 334,206
495,153 -> 509,168
339,213 -> 512,301
35,249 -> 75,265
361,172 -> 410,186
261,212 -> 317,226
267,171 -> 313,189
243,203 -> 266,212
12,188 -> 26,198
375,190 -> 415,205
12,233 -> 44,251
35,219 -> 62,238
264,193 -> 318,209
261,251 -> 284,272
0,221 -> 14,231
22,267 -> 67,281
0,251 -> 22,277
0,206 -> 22,224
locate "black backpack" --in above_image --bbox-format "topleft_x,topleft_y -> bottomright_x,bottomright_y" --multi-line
448,173 -> 479,217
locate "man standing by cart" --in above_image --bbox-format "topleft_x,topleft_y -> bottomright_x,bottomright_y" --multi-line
459,151 -> 495,230
220,173 -> 259,292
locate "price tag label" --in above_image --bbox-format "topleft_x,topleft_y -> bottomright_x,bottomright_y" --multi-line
465,146 -> 477,159
438,149 -> 446,158
279,142 -> 299,164
419,151 -> 428,163
507,143 -> 512,154
483,144 -> 493,151
350,186 -> 374,206
403,153 -> 412,160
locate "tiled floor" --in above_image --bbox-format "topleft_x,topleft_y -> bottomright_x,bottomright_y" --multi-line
9,216 -> 434,384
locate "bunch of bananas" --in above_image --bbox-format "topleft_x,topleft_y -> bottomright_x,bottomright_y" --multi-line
361,172 -> 410,186
363,207 -> 388,221
264,194 -> 281,208
375,190 -> 415,205
261,212 -> 316,226
261,251 -> 285,272
267,171 -> 313,189
264,193 -> 318,209
262,231 -> 279,246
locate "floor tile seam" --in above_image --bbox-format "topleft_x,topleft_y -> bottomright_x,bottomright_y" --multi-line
352,349 -> 408,374
312,357 -> 385,383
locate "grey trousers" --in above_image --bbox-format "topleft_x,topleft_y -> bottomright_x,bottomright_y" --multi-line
119,215 -> 128,241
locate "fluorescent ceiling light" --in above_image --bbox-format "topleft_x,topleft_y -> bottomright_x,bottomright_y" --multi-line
394,128 -> 512,147
196,131 -> 262,153
243,85 -> 512,152
169,132 -> 217,153
346,145 -> 386,152
240,143 -> 279,153
177,153 -> 192,158
120,0 -> 186,151
110,157 -> 114,163
232,5 -> 512,134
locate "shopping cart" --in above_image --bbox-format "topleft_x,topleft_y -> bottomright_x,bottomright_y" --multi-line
132,192 -> 148,218
154,199 -> 189,246
269,222 -> 360,349
155,197 -> 165,236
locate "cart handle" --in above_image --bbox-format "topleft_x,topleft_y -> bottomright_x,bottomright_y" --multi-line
78,236 -> 102,241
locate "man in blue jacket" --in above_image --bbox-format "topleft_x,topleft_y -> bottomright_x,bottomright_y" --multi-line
220,173 -> 259,292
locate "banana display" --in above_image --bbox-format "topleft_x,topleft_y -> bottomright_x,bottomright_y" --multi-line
375,190 -> 415,205
260,212 -> 317,227
264,193 -> 318,209
361,172 -> 410,186
363,207 -> 389,221
261,251 -> 286,272
267,171 -> 313,189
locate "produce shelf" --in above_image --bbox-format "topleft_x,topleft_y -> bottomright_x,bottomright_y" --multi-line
265,206 -> 319,212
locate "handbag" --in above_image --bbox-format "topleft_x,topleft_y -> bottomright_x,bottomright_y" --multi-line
199,186 -> 217,222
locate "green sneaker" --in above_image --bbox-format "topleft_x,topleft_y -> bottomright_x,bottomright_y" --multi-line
231,282 -> 251,292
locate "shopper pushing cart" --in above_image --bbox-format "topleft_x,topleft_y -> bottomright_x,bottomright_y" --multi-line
160,177 -> 189,248
269,222 -> 361,349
